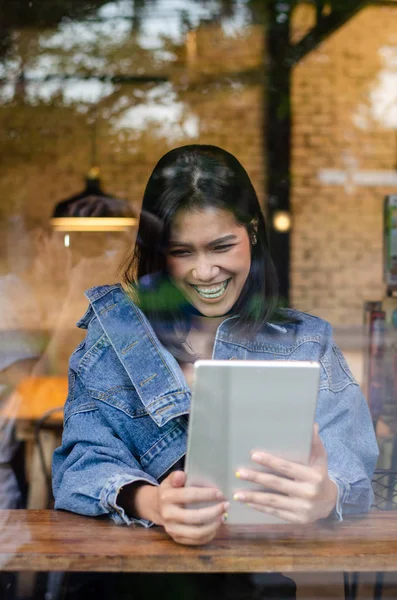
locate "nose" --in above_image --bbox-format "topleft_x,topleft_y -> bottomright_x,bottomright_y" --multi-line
192,256 -> 220,282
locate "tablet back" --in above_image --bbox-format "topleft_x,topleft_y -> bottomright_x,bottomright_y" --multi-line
185,360 -> 320,524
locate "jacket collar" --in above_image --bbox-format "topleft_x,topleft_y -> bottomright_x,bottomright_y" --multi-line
84,284 -> 190,427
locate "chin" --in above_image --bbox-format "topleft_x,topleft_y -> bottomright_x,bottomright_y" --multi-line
195,301 -> 232,318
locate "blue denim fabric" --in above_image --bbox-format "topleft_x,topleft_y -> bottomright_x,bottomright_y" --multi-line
52,284 -> 379,527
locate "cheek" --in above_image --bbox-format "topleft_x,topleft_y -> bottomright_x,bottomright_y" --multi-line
230,241 -> 251,278
167,258 -> 186,282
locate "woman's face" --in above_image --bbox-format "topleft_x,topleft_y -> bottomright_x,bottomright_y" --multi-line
167,207 -> 251,317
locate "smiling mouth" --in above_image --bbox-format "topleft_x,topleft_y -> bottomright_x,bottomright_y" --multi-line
191,279 -> 231,300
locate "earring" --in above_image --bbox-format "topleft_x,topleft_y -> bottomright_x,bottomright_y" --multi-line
251,232 -> 257,245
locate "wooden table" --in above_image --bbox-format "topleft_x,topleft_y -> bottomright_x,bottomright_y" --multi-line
0,377 -> 66,509
0,377 -> 67,424
1,510 -> 396,573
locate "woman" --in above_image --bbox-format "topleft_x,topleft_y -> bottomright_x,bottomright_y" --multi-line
53,144 -> 378,545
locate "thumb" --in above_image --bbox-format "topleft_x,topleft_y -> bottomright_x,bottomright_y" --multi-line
170,470 -> 186,488
310,423 -> 327,467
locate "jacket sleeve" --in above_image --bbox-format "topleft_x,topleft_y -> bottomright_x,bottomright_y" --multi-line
52,388 -> 159,527
317,325 -> 379,519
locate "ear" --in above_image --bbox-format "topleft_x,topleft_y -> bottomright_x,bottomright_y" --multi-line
250,218 -> 259,234
249,219 -> 258,246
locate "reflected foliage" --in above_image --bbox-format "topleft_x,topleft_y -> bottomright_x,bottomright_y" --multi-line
1,1 -> 115,28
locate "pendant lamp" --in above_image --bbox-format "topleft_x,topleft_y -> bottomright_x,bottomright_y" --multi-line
51,120 -> 137,232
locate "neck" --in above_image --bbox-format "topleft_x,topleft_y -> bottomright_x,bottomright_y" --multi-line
191,314 -> 227,335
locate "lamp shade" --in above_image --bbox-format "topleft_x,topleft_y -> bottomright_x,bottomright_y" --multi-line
51,168 -> 136,232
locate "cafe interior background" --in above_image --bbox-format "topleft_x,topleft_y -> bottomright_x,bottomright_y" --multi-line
0,0 -> 397,568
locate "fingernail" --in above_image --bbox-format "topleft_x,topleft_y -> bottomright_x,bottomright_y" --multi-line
235,469 -> 248,479
216,490 -> 224,500
251,452 -> 263,461
223,501 -> 230,510
233,492 -> 245,501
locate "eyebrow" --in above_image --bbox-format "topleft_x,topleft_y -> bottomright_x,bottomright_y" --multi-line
168,234 -> 238,248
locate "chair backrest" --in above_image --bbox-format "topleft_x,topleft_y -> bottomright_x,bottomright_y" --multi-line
372,469 -> 397,510
35,406 -> 64,508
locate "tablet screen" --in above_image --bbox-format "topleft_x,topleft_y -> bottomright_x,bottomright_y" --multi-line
185,360 -> 320,524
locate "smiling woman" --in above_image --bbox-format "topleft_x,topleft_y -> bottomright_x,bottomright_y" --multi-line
52,144 -> 378,599
123,144 -> 280,361
167,209 -> 251,313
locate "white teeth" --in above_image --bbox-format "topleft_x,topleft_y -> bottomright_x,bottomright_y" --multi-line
193,280 -> 230,299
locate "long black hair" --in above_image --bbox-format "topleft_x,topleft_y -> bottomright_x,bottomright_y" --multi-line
122,144 -> 282,360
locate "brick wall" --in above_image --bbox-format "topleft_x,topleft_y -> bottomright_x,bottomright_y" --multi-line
2,5 -> 397,335
0,23 -> 264,272
291,5 -> 397,325
0,21 -> 265,374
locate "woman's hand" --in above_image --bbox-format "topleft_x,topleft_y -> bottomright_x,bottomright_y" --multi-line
233,425 -> 338,524
154,471 -> 228,545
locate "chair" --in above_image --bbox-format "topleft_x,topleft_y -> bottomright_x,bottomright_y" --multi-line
35,407 -> 65,600
372,468 -> 397,511
35,405 -> 64,508
344,468 -> 397,600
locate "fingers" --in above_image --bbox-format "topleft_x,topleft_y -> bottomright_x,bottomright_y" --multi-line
235,464 -> 327,503
158,476 -> 227,546
233,490 -> 310,515
246,451 -> 325,483
236,469 -> 320,501
232,438 -> 335,524
244,502 -> 315,525
169,470 -> 186,488
165,516 -> 223,546
161,470 -> 186,489
161,484 -> 224,506
163,500 -> 229,527
162,471 -> 225,502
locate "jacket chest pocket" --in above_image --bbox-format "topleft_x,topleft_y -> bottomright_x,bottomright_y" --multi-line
92,386 -> 148,419
245,340 -> 328,387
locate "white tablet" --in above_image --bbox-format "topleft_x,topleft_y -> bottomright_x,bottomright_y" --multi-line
185,359 -> 320,524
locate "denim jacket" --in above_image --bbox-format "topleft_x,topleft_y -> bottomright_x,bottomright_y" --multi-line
52,284 -> 379,527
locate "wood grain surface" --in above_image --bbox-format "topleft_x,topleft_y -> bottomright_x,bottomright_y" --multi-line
1,510 -> 396,573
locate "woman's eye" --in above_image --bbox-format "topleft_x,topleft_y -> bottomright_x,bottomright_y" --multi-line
213,244 -> 235,252
169,249 -> 191,257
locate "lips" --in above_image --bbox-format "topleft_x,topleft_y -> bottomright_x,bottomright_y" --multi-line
191,279 -> 231,299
